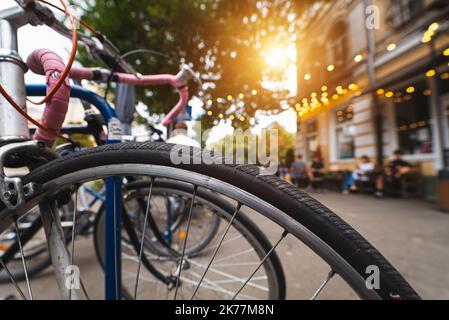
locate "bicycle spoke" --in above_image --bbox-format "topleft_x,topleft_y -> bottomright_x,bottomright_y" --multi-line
232,230 -> 288,300
210,276 -> 268,286
202,235 -> 244,253
69,187 -> 79,301
174,185 -> 198,300
0,258 -> 27,300
310,270 -> 336,300
134,177 -> 154,300
80,278 -> 91,300
191,203 -> 242,299
186,270 -> 257,300
188,260 -> 268,292
14,220 -> 33,300
213,248 -> 255,263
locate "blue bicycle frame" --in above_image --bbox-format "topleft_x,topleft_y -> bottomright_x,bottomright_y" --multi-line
26,84 -> 123,300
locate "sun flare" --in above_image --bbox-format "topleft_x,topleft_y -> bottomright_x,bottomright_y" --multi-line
263,44 -> 295,69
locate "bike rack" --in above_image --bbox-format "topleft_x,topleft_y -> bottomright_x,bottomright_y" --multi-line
27,84 -> 123,300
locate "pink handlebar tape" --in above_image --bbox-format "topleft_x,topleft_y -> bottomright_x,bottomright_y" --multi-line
27,49 -> 71,145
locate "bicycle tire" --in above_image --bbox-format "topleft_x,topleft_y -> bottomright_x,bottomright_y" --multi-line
93,179 -> 286,299
18,142 -> 420,300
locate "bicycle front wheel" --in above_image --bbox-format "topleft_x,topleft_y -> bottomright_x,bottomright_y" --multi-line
10,142 -> 419,300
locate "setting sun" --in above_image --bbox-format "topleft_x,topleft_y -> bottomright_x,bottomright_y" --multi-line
263,44 -> 296,69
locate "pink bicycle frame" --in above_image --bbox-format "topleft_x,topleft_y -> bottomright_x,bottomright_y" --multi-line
70,66 -> 191,127
27,49 -> 192,145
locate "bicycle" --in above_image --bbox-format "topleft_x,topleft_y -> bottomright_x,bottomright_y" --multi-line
0,0 -> 420,300
0,84 -> 221,284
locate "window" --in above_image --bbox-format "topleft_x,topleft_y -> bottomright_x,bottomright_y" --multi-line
445,104 -> 449,149
326,21 -> 349,66
387,0 -> 422,28
335,106 -> 355,160
394,81 -> 433,156
306,120 -> 319,162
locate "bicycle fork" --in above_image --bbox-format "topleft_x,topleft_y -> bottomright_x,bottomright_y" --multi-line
40,201 -> 79,300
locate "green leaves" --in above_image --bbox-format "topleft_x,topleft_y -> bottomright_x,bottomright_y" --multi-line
78,0 -> 302,128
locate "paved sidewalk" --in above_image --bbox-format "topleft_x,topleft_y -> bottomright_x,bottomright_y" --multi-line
310,192 -> 449,299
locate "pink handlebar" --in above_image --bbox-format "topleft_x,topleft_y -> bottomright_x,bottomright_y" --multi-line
26,49 -> 190,146
162,87 -> 189,127
27,49 -> 71,145
70,67 -> 190,126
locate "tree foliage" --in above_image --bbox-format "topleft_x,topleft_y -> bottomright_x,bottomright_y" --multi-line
77,0 -> 309,129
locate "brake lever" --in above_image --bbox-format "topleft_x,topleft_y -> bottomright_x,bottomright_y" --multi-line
88,34 -> 136,74
14,0 -> 55,26
14,0 -> 136,75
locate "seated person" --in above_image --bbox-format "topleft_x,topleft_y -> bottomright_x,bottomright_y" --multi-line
290,155 -> 308,187
308,156 -> 325,189
342,155 -> 374,195
375,150 -> 411,198
277,160 -> 290,181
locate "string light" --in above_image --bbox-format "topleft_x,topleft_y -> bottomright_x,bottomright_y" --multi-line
207,110 -> 213,116
387,43 -> 396,51
238,93 -> 244,99
348,83 -> 358,91
207,99 -> 213,106
218,113 -> 224,119
229,115 -> 235,120
227,95 -> 233,101
217,98 -> 223,103
422,22 -> 439,43
429,22 -> 439,32
422,36 -> 432,44
294,24 -> 449,121
426,69 -> 436,77
406,86 -> 415,94
251,89 -> 258,95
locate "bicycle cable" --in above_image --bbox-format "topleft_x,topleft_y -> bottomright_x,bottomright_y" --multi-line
0,0 -> 77,142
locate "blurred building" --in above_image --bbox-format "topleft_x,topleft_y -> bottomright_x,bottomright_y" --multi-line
295,0 -> 449,200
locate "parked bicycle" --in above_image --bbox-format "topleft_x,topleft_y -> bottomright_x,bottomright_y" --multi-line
0,0 -> 420,300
